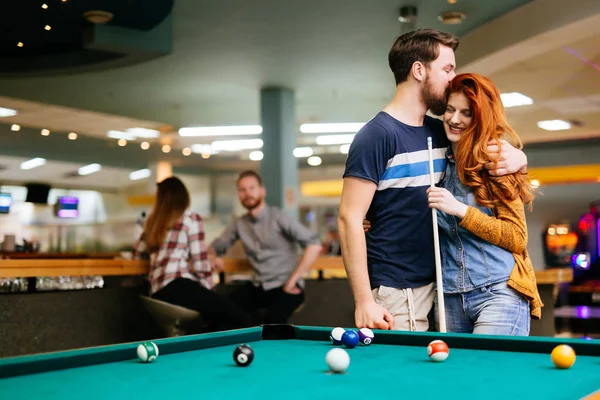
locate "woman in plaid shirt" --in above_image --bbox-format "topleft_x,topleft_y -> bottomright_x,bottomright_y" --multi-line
133,176 -> 250,332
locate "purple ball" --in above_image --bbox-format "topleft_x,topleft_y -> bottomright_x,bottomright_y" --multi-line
358,328 -> 374,345
341,330 -> 359,349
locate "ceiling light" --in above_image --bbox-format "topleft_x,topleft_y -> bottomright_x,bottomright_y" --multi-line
78,163 -> 101,176
17,42 -> 23,48
83,10 -> 114,24
307,156 -> 322,166
293,147 -> 313,158
531,179 -> 541,188
140,141 -> 150,150
316,134 -> 355,145
178,125 -> 262,137
41,129 -> 50,136
129,169 -> 151,181
249,151 -> 264,161
437,11 -> 466,24
190,144 -> 217,154
182,147 -> 192,156
161,144 -> 171,153
127,127 -> 160,138
20,158 -> 46,170
201,153 -> 211,159
340,144 -> 350,154
11,124 -> 20,132
42,3 -> 48,9
117,139 -> 127,147
45,25 -> 51,31
300,122 -> 364,134
68,132 -> 77,140
0,107 -> 17,117
537,120 -> 571,131
211,138 -> 263,151
501,92 -> 533,108
107,130 -> 136,140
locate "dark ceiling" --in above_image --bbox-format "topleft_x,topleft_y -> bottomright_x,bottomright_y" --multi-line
0,0 -> 174,75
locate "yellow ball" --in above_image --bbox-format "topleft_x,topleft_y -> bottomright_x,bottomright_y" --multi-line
551,344 -> 576,369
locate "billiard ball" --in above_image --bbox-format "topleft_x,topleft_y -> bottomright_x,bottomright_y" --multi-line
358,328 -> 374,345
427,340 -> 449,362
233,344 -> 254,367
329,327 -> 346,345
341,330 -> 359,349
137,341 -> 159,363
326,348 -> 350,373
551,344 -> 576,369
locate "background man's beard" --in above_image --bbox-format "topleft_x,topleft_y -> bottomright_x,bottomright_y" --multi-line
422,80 -> 447,116
243,198 -> 262,210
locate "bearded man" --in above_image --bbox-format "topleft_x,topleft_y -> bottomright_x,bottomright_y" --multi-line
208,170 -> 322,324
338,29 -> 529,332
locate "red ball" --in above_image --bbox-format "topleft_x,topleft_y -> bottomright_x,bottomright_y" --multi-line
427,340 -> 449,362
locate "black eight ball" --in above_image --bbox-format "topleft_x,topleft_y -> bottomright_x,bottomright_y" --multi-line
233,344 -> 254,367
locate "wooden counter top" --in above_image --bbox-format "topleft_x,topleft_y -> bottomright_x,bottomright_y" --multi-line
0,256 -> 573,285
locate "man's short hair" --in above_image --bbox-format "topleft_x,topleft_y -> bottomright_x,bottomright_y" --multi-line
388,28 -> 459,85
236,170 -> 263,186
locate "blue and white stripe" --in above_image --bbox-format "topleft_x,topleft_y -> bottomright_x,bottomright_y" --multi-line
378,148 -> 447,190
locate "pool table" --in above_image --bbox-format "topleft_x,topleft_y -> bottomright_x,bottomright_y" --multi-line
0,325 -> 599,399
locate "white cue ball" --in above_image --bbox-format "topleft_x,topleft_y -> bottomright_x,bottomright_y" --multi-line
326,348 -> 350,373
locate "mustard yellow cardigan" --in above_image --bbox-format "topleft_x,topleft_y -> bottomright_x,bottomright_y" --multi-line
458,188 -> 543,319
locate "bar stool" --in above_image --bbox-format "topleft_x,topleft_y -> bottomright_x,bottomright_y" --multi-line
139,295 -> 201,337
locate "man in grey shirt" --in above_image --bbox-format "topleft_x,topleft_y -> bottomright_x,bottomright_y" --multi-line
208,170 -> 322,324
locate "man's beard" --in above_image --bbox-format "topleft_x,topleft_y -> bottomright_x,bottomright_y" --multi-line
422,76 -> 447,116
242,197 -> 262,210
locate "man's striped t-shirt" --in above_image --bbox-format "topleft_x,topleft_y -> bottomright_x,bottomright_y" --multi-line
343,111 -> 449,290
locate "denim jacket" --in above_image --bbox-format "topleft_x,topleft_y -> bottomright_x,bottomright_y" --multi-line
437,148 -> 516,294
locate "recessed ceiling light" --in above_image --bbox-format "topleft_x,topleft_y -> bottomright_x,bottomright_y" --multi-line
191,144 -> 218,155
0,107 -> 17,117
140,141 -> 150,150
293,147 -> 313,158
300,122 -> 364,134
68,132 -> 77,140
42,4 -> 48,9
117,139 -> 127,146
340,144 -> 350,154
211,139 -> 263,151
107,130 -> 136,141
537,120 -> 571,131
78,163 -> 101,176
20,158 -> 46,170
201,153 -> 211,159
178,125 -> 262,137
127,127 -> 160,138
316,134 -> 355,145
249,151 -> 264,161
531,179 -> 541,188
129,169 -> 151,181
45,25 -> 51,31
161,144 -> 171,153
41,129 -> 50,136
182,147 -> 192,156
307,156 -> 322,166
501,92 -> 533,108
17,42 -> 23,48
11,124 -> 20,132
437,11 -> 466,24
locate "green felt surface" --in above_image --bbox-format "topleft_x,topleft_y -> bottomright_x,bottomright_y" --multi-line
0,331 -> 598,400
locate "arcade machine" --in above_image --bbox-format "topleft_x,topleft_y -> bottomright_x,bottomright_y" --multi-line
552,200 -> 600,336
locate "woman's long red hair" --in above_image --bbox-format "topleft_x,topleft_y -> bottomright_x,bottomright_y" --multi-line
450,73 -> 534,209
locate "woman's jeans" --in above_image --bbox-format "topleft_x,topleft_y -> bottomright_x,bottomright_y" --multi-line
435,280 -> 530,336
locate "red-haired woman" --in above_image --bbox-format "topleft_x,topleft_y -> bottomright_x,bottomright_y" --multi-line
426,73 -> 542,335
133,176 -> 250,332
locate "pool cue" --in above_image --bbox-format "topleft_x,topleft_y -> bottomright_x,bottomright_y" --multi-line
427,137 -> 446,333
